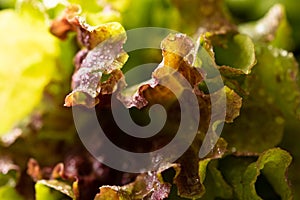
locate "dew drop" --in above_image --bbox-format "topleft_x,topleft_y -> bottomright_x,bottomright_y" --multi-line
175,34 -> 184,39
168,35 -> 176,41
57,186 -> 63,191
153,155 -> 162,164
187,177 -> 200,185
216,147 -> 222,155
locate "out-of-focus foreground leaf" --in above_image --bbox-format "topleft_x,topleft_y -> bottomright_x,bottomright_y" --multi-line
0,186 -> 24,200
0,157 -> 23,200
0,2 -> 59,135
0,0 -> 15,9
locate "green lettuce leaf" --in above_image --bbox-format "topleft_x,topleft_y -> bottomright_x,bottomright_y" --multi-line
220,148 -> 292,200
0,186 -> 23,200
35,180 -> 74,200
199,32 -> 256,97
239,4 -> 294,51
0,0 -> 15,9
280,121 -> 300,200
221,39 -> 300,155
171,0 -> 236,34
199,160 -> 233,199
214,34 -> 256,75
69,0 -> 123,25
225,0 -> 300,48
253,44 -> 300,119
0,157 -> 19,187
0,157 -> 22,200
0,2 -> 59,136
222,89 -> 285,154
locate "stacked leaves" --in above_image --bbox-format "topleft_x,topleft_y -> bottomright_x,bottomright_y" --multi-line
0,0 -> 299,199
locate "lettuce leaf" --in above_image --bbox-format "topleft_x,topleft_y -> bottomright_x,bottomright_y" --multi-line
239,4 -> 294,50
94,164 -> 179,199
0,157 -> 23,200
35,180 -> 74,200
220,148 -> 292,200
1,0 -> 299,199
0,5 -> 59,135
0,186 -> 23,200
